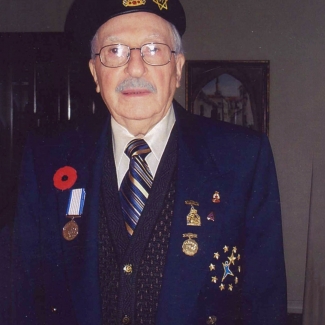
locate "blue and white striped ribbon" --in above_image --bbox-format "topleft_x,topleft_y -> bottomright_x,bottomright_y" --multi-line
66,188 -> 86,216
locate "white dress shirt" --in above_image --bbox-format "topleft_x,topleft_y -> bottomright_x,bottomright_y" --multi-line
111,105 -> 176,188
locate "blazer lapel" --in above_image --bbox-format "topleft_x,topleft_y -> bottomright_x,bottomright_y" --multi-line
157,105 -> 236,324
57,117 -> 110,325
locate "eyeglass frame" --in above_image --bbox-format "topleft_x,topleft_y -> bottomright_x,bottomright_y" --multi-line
94,42 -> 177,68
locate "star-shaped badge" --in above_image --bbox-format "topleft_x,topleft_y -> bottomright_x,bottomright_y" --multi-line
214,252 -> 220,260
209,263 -> 216,271
228,252 -> 237,265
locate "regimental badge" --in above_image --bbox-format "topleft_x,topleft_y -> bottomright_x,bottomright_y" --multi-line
182,233 -> 199,256
212,191 -> 220,203
153,0 -> 168,10
186,205 -> 201,226
209,246 -> 242,292
185,200 -> 201,226
123,0 -> 146,7
63,188 -> 86,241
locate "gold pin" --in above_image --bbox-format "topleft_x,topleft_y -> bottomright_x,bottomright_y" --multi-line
212,191 -> 220,203
228,252 -> 237,265
123,0 -> 146,7
62,215 -> 81,241
209,263 -> 216,271
214,252 -> 220,260
185,200 -> 199,206
153,0 -> 168,10
182,233 -> 199,256
186,205 -> 201,226
211,276 -> 218,283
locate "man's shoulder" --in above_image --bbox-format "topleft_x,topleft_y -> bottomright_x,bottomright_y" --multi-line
173,101 -> 265,147
28,111 -> 109,150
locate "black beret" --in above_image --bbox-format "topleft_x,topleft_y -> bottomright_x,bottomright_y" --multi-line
64,0 -> 186,57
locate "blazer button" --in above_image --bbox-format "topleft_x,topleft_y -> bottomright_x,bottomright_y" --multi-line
123,264 -> 133,274
206,315 -> 217,324
122,315 -> 131,324
51,307 -> 58,313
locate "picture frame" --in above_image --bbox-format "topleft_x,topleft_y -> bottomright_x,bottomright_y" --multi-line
185,60 -> 270,134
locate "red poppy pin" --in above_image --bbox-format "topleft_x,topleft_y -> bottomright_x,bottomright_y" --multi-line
53,166 -> 77,191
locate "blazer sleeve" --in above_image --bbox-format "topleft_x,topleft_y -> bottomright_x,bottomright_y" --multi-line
242,134 -> 287,325
11,137 -> 43,325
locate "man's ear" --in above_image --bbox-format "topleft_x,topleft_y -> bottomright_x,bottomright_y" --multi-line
175,54 -> 185,88
89,59 -> 100,93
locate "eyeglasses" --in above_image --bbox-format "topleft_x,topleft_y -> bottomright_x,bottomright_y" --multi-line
95,43 -> 176,68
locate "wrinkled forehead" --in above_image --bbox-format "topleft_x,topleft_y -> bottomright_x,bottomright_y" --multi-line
95,12 -> 174,46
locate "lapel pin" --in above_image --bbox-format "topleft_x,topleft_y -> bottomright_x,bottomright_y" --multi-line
209,263 -> 216,271
182,233 -> 199,256
211,276 -> 218,283
214,252 -> 220,260
222,261 -> 234,282
185,200 -> 201,226
212,191 -> 220,203
63,188 -> 86,241
207,211 -> 215,221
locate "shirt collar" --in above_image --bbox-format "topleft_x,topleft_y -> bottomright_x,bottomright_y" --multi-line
111,104 -> 176,171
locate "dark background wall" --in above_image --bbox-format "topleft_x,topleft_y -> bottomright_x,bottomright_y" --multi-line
2,0 -> 325,315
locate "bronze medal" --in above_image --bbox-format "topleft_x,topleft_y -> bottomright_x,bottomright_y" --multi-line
62,219 -> 79,241
182,233 -> 199,256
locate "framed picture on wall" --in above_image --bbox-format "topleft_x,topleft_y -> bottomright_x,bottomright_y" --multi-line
185,60 -> 270,134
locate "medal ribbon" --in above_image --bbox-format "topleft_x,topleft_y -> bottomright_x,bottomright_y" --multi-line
66,188 -> 86,216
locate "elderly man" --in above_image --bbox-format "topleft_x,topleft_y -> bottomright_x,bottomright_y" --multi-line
10,0 -> 286,324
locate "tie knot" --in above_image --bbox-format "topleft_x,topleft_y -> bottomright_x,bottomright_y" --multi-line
125,139 -> 151,159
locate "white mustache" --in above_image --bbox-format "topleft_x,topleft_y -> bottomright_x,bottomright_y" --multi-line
116,78 -> 157,93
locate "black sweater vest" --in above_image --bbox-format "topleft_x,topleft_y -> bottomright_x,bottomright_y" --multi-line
99,126 -> 178,324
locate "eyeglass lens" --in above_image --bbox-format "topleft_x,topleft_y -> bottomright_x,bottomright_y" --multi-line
99,43 -> 173,67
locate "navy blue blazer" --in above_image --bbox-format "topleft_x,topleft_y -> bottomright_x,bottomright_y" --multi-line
10,101 -> 286,325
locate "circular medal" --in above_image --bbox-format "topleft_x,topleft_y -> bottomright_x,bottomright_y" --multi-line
62,219 -> 79,241
182,238 -> 199,256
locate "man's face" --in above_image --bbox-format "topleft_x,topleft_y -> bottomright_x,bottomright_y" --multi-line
89,12 -> 185,135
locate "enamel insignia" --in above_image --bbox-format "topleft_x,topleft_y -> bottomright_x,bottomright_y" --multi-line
153,0 -> 168,10
123,0 -> 146,7
63,188 -> 86,241
212,191 -> 220,203
207,211 -> 215,221
182,233 -> 199,256
209,246 -> 241,292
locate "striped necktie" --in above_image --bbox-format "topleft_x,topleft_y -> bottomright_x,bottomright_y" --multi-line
119,139 -> 153,236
